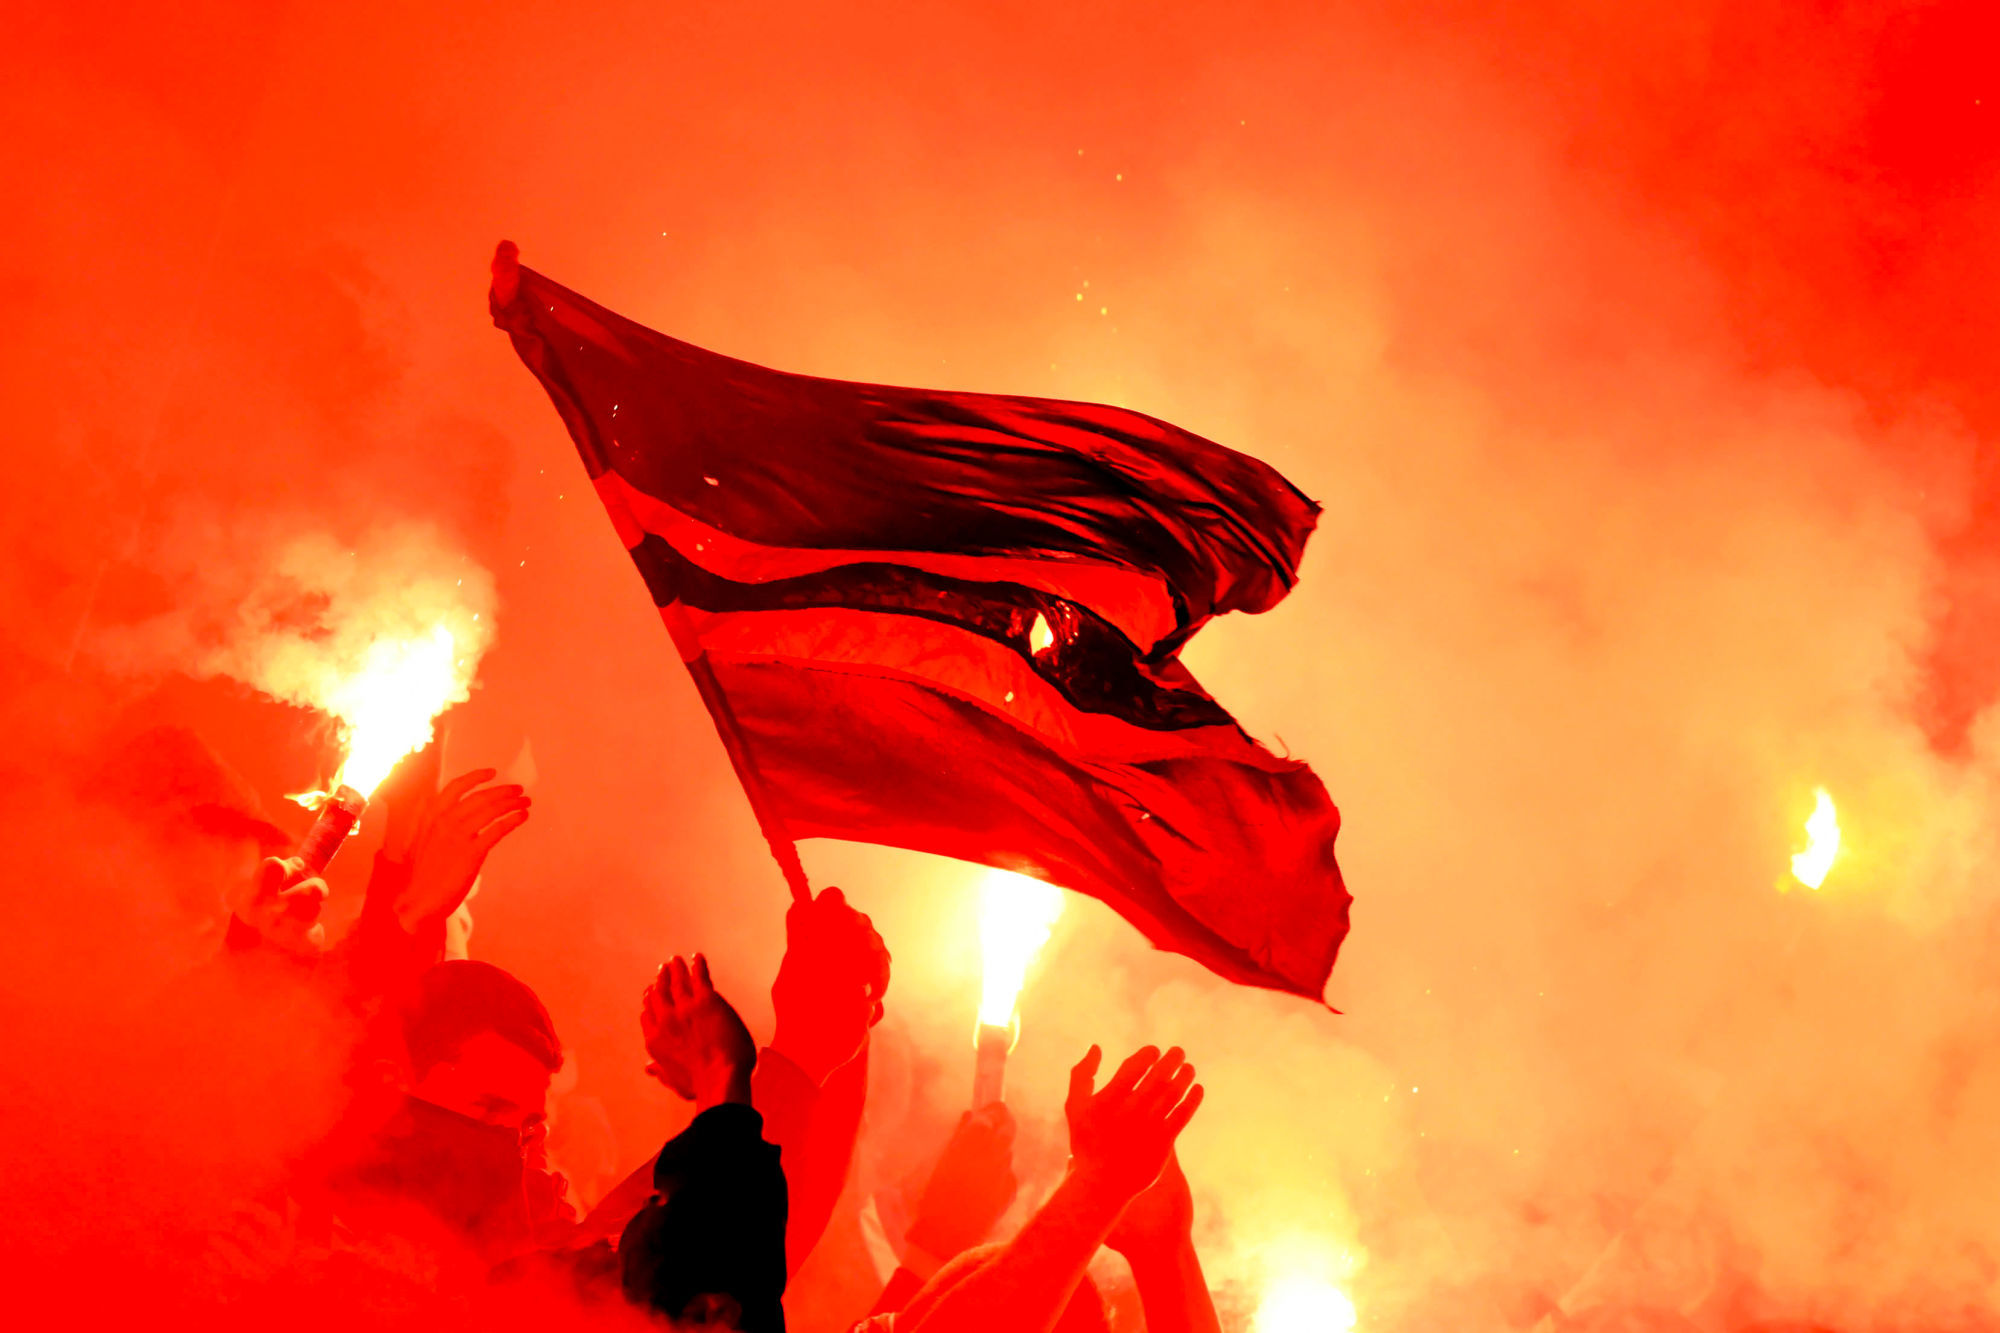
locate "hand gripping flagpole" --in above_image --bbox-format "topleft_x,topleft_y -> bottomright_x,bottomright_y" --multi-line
492,240 -> 812,906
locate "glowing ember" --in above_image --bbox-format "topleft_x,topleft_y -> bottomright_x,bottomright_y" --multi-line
977,869 -> 1065,1028
1790,787 -> 1841,890
1254,1274 -> 1358,1333
1029,610 -> 1055,655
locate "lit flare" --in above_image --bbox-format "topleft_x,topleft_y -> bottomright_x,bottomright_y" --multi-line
289,624 -> 462,805
977,870 -> 1066,1028
1790,787 -> 1841,890
283,624 -> 468,876
1254,1274 -> 1357,1333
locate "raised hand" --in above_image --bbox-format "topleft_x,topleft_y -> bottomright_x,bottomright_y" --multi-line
373,733 -> 446,862
769,885 -> 891,1083
641,953 -> 757,1110
231,856 -> 329,958
1106,1149 -> 1195,1258
906,1102 -> 1020,1262
393,768 -> 530,931
1065,1045 -> 1203,1203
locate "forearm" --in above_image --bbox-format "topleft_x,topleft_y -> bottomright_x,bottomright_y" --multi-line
1124,1236 -> 1221,1333
899,1165 -> 1123,1333
343,854 -> 443,998
786,1043 -> 868,1272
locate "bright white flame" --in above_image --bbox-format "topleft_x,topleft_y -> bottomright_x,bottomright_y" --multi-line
977,870 -> 1065,1027
1254,1275 -> 1358,1333
325,625 -> 459,796
1029,611 -> 1055,655
1790,787 -> 1841,890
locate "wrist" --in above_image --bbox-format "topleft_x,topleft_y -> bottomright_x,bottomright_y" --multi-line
1064,1159 -> 1145,1219
690,1056 -> 756,1111
770,1024 -> 862,1085
1120,1230 -> 1197,1270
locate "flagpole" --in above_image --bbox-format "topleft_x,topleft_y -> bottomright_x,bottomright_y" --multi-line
491,244 -> 811,906
665,602 -> 814,905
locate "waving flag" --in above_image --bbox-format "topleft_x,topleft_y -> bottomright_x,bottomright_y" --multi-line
491,242 -> 1349,999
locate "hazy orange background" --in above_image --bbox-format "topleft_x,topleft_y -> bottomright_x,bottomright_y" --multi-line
5,2 -> 2000,1329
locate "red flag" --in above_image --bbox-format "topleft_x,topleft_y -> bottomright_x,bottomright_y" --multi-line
492,243 -> 1349,1000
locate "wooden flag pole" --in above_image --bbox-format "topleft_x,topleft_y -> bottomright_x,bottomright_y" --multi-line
665,602 -> 815,905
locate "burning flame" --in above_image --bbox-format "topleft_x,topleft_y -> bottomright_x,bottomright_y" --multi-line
291,624 -> 463,802
977,870 -> 1065,1028
1790,787 -> 1841,890
1029,611 -> 1056,655
1254,1274 -> 1358,1333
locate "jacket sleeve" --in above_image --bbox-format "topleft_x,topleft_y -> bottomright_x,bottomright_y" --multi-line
620,1102 -> 789,1333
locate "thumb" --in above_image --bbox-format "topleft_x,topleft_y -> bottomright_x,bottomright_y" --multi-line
1066,1045 -> 1102,1112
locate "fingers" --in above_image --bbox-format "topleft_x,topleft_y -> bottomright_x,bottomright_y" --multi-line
1131,1047 -> 1188,1110
1165,1083 -> 1205,1136
1152,1063 -> 1198,1125
279,877 -> 329,921
966,1101 -> 1015,1139
664,956 -> 694,1006
469,809 -> 530,859
453,783 -> 530,826
690,952 -> 714,994
1102,1046 -> 1160,1102
864,925 -> 892,1003
431,785 -> 529,844
427,767 -> 498,822
983,1103 -> 1018,1148
1067,1045 -> 1103,1109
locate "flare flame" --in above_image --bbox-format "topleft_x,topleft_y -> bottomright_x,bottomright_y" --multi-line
1790,787 -> 1841,890
289,624 -> 466,807
1254,1274 -> 1358,1333
977,870 -> 1065,1028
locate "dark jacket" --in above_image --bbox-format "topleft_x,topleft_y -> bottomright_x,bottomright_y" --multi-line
620,1102 -> 788,1333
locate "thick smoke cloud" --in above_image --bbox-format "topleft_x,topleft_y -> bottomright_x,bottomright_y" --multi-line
3,2 -> 1998,1330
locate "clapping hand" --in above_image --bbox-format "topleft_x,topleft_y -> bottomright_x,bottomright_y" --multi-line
393,768 -> 530,931
1065,1046 -> 1203,1204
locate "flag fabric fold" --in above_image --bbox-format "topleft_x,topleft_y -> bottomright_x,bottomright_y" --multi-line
493,246 -> 1350,1000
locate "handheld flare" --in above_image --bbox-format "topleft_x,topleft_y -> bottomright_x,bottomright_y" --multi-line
285,623 -> 467,877
294,785 -> 366,876
973,1021 -> 1012,1108
971,870 -> 1064,1108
